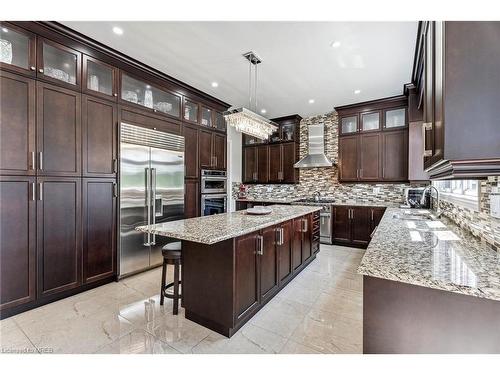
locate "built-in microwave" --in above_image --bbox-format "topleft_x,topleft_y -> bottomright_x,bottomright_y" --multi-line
201,169 -> 227,194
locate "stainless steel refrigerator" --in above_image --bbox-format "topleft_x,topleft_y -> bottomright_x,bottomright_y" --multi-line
119,123 -> 184,277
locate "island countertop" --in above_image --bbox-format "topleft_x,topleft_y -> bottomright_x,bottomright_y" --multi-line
358,207 -> 500,302
136,204 -> 321,245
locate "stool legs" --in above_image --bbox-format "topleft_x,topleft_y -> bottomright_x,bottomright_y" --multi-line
173,260 -> 180,315
160,259 -> 167,306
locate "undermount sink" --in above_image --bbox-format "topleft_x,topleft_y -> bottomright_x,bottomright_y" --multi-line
392,212 -> 435,221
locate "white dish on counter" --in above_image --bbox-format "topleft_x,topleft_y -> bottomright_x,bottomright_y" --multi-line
246,206 -> 273,215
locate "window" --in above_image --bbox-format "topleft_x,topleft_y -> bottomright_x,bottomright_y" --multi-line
432,180 -> 479,210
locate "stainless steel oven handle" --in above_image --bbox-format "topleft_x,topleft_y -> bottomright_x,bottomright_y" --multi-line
151,168 -> 156,245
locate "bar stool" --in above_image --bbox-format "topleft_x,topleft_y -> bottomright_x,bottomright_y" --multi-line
160,241 -> 182,315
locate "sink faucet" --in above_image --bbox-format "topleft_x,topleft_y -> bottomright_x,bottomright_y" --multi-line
313,191 -> 321,202
421,185 -> 442,218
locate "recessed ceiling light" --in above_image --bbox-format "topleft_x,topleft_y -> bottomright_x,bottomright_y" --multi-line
330,41 -> 341,48
308,99 -> 315,104
112,26 -> 124,35
211,82 -> 218,88
1,27 -> 8,33
354,89 -> 361,94
260,109 -> 267,114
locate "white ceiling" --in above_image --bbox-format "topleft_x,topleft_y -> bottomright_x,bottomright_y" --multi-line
63,21 -> 418,118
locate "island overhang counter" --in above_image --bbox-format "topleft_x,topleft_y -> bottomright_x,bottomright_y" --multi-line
136,205 -> 321,337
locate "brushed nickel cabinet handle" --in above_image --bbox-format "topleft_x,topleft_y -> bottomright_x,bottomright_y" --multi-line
30,151 -> 36,170
30,182 -> 35,201
113,183 -> 118,198
38,68 -> 44,73
422,122 -> 433,157
371,209 -> 374,221
37,182 -> 43,201
113,93 -> 118,97
113,159 -> 118,173
30,66 -> 36,71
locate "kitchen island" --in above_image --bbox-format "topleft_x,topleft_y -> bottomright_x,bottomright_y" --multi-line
358,208 -> 500,353
136,205 -> 321,337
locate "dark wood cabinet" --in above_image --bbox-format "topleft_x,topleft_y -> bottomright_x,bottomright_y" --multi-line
338,135 -> 359,182
259,226 -> 279,302
184,179 -> 199,219
382,130 -> 408,181
351,206 -> 372,247
268,144 -> 281,183
199,128 -> 226,170
234,232 -> 260,321
301,215 -> 313,263
183,125 -> 199,179
0,22 -> 37,77
336,96 -> 408,182
82,178 -> 116,284
414,21 -> 500,178
333,205 -> 386,249
292,218 -> 303,271
0,176 -> 36,311
332,206 -> 351,245
359,133 -> 382,181
0,72 -> 36,176
243,147 -> 257,183
82,95 -> 117,177
37,37 -> 82,89
281,143 -> 298,183
37,81 -> 81,176
37,177 -> 82,298
256,145 -> 269,183
277,220 -> 293,284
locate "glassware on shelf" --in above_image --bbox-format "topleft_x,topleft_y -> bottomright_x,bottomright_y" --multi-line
42,43 -> 77,84
0,39 -> 12,64
123,90 -> 138,104
88,74 -> 99,91
44,66 -> 71,83
154,102 -> 172,113
144,88 -> 153,109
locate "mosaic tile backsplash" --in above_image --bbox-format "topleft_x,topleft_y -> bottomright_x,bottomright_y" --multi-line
232,111 -> 425,205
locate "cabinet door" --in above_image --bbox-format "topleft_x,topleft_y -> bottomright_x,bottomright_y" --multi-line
82,95 -> 117,177
37,177 -> 82,298
351,207 -> 372,247
301,215 -> 313,263
361,111 -> 381,132
333,206 -> 351,245
0,23 -> 36,76
83,178 -> 116,284
256,145 -> 269,183
234,232 -> 259,321
359,133 -> 381,181
338,135 -> 359,181
0,176 -> 36,311
199,129 -> 213,169
214,133 -> 226,170
292,218 -> 303,270
281,142 -> 297,183
183,125 -> 199,179
0,72 -> 36,175
371,207 -> 386,230
83,55 -> 118,101
382,130 -> 408,181
37,38 -> 81,89
243,147 -> 257,183
340,115 -> 358,135
259,226 -> 279,302
278,220 -> 293,284
184,179 -> 199,219
37,82 -> 81,176
268,144 -> 282,182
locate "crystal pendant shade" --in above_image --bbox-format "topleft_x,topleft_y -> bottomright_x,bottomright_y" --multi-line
224,108 -> 278,140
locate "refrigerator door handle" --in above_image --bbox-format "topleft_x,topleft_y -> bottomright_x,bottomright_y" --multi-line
144,167 -> 151,246
151,167 -> 157,245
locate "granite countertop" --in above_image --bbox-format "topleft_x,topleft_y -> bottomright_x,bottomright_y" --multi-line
358,207 -> 500,301
136,204 -> 321,245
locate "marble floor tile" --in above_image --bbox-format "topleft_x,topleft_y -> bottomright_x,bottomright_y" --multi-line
1,245 -> 366,354
279,339 -> 322,354
95,329 -> 179,354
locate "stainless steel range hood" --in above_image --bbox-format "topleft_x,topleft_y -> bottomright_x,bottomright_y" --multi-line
294,123 -> 334,168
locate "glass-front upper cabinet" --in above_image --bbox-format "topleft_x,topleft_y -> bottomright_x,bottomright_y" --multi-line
340,116 -> 358,134
0,23 -> 36,75
385,108 -> 407,129
183,99 -> 199,123
361,112 -> 380,132
269,126 -> 281,142
214,111 -> 226,131
201,107 -> 213,127
281,123 -> 296,142
37,38 -> 81,87
243,135 -> 266,145
121,73 -> 181,118
83,55 -> 117,100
